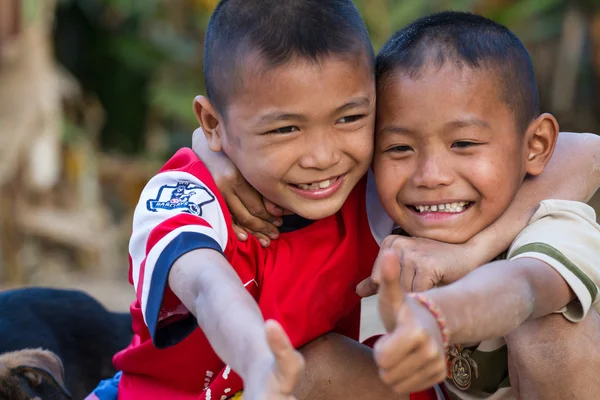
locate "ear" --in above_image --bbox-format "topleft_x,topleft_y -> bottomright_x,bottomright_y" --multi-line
8,349 -> 71,399
523,113 -> 559,176
193,95 -> 225,152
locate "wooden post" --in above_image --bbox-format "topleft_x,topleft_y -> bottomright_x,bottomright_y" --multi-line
0,180 -> 24,285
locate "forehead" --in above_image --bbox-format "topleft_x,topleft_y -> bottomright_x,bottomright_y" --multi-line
377,63 -> 514,130
226,53 -> 375,120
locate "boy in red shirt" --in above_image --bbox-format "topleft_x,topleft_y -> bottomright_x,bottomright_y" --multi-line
110,1 -> 388,399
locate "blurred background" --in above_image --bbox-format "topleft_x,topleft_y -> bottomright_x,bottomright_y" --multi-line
0,0 -> 599,312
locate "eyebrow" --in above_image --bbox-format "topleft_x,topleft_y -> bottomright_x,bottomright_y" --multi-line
334,96 -> 372,114
256,96 -> 372,125
257,112 -> 308,124
378,125 -> 415,136
379,117 -> 490,136
444,118 -> 490,131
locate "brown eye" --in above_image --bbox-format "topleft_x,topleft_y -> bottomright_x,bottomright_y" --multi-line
269,126 -> 299,134
337,115 -> 364,124
452,141 -> 478,148
387,145 -> 413,153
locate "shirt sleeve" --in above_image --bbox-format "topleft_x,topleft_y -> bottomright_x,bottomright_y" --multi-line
128,148 -> 236,347
507,199 -> 600,322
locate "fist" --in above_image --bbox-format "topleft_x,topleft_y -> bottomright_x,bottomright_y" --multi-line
374,250 -> 447,394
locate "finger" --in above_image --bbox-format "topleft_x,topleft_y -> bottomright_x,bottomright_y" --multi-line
263,199 -> 285,220
232,225 -> 249,241
233,184 -> 283,230
250,230 -> 272,247
228,195 -> 280,240
377,250 -> 405,332
265,320 -> 305,393
356,277 -> 379,298
413,270 -> 436,292
373,324 -> 427,370
399,259 -> 415,293
231,221 -> 270,247
389,358 -> 447,394
257,235 -> 272,247
371,248 -> 389,285
380,234 -> 400,251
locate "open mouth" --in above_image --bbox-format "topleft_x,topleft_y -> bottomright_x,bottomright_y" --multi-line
292,175 -> 344,191
409,201 -> 473,213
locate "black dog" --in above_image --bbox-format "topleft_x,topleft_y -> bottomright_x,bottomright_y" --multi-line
0,288 -> 132,400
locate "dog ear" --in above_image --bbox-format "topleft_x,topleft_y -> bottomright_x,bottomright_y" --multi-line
6,349 -> 71,399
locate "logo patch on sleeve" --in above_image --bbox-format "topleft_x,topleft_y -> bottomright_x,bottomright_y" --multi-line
146,182 -> 215,216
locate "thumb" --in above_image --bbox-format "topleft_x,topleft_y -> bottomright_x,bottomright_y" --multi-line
265,320 -> 305,393
356,276 -> 379,298
377,250 -> 406,332
264,199 -> 285,218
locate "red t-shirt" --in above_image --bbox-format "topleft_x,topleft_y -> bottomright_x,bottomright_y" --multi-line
113,148 -> 393,400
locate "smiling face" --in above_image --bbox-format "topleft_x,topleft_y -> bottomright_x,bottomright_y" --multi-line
197,54 -> 375,220
373,63 -> 530,243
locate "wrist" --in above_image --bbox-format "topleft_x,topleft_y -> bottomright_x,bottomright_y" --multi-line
241,353 -> 274,382
462,231 -> 495,271
409,293 -> 449,350
238,335 -> 273,379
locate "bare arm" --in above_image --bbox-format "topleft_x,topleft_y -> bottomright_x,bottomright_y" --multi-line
429,257 -> 574,344
466,132 -> 600,264
371,251 -> 575,394
169,249 -> 270,378
169,249 -> 303,399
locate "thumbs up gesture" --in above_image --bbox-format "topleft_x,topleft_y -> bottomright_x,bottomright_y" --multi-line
243,320 -> 305,400
373,250 -> 448,394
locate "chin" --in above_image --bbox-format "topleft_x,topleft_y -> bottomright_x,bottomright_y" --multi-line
406,227 -> 473,244
292,199 -> 346,220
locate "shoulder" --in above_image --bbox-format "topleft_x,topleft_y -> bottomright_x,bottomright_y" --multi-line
143,148 -> 229,220
508,200 -> 600,321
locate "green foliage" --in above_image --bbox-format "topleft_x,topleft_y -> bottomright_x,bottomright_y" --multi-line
53,0 -> 598,156
354,0 -> 570,49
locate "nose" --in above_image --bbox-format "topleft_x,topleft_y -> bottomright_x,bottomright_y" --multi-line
411,150 -> 453,189
298,131 -> 342,170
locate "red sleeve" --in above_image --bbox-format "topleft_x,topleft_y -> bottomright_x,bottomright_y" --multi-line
128,148 -> 240,348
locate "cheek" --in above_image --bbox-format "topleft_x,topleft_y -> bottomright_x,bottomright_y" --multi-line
253,151 -> 297,180
345,128 -> 375,163
466,153 -> 522,205
374,157 -> 409,203
230,145 -> 296,189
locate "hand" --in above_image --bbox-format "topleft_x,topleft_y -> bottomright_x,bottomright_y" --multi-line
192,128 -> 283,247
373,250 -> 447,394
243,320 -> 305,400
357,235 -> 478,297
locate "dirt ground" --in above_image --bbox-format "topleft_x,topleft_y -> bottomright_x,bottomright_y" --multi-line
5,191 -> 599,341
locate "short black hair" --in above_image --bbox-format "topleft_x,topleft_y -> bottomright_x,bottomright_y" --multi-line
376,11 -> 539,132
204,0 -> 374,115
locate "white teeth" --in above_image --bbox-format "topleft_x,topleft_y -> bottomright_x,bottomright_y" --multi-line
412,201 -> 471,213
318,180 -> 331,189
296,178 -> 336,191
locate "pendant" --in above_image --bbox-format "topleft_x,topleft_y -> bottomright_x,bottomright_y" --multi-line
451,354 -> 472,390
